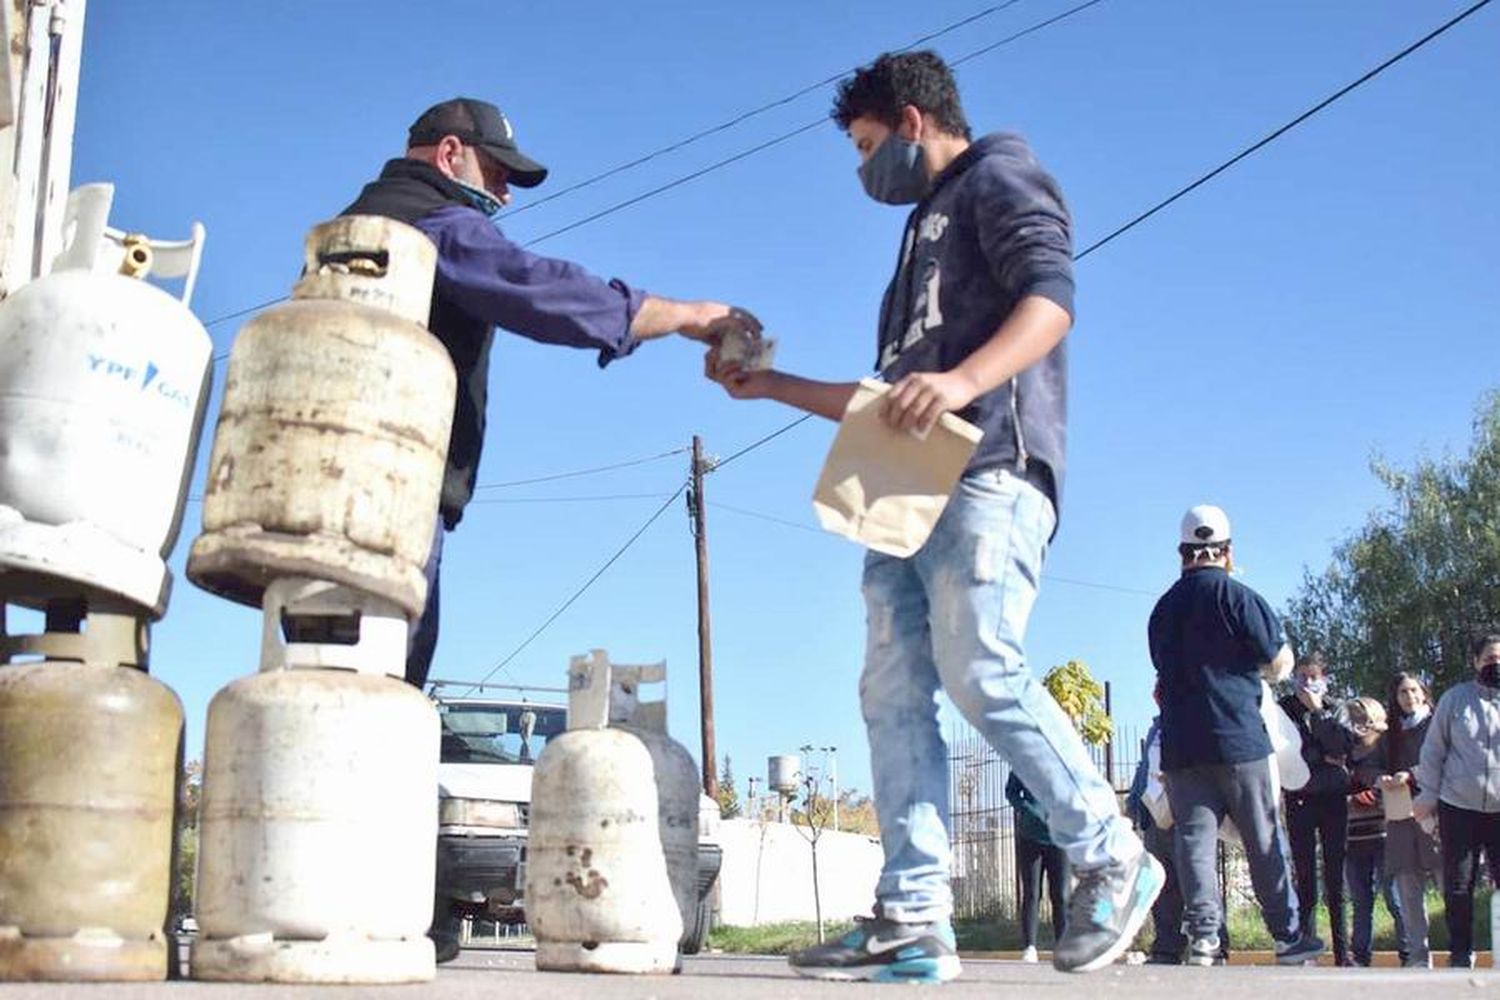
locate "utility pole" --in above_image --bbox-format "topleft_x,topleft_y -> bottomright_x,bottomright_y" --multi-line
689,436 -> 718,799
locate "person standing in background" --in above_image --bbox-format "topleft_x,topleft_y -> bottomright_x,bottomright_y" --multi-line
1279,653 -> 1353,965
1382,672 -> 1441,968
1414,633 -> 1500,969
1006,772 -> 1068,963
1149,504 -> 1322,967
1342,696 -> 1406,966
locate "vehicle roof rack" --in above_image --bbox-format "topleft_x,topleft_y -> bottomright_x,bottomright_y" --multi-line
426,678 -> 568,697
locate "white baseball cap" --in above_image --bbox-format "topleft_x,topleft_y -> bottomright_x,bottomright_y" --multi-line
1180,504 -> 1231,546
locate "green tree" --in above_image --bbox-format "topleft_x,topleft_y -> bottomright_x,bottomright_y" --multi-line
174,759 -> 203,915
1042,660 -> 1113,746
716,753 -> 742,819
1284,392 -> 1500,697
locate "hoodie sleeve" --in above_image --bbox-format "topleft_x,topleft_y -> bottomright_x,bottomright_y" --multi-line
1414,689 -> 1454,810
417,205 -> 644,367
969,144 -> 1075,319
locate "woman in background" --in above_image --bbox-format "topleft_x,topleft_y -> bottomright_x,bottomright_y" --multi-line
1382,671 -> 1440,968
1006,772 -> 1068,963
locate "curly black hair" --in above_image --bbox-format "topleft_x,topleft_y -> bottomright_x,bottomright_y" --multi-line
831,50 -> 971,140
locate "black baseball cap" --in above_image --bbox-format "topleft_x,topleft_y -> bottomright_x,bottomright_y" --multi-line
407,97 -> 548,188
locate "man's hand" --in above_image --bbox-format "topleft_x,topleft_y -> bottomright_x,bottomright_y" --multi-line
880,370 -> 980,436
678,303 -> 762,344
1413,798 -> 1437,822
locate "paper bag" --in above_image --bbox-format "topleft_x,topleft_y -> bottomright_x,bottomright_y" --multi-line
1382,782 -> 1414,821
812,379 -> 983,558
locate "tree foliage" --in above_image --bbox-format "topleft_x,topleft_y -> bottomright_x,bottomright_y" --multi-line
716,753 -> 742,819
1042,660 -> 1113,746
1284,392 -> 1500,698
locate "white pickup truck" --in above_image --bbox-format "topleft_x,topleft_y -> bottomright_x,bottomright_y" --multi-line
427,680 -> 721,961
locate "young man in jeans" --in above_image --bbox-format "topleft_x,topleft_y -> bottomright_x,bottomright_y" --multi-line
708,50 -> 1161,981
1149,505 -> 1324,967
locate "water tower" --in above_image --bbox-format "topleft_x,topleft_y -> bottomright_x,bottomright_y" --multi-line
767,754 -> 801,823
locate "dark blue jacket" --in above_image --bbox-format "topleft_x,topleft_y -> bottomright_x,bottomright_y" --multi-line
343,159 -> 644,527
876,133 -> 1074,512
1005,772 -> 1053,846
1149,567 -> 1284,770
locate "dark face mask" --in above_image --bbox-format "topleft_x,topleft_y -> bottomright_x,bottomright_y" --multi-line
858,133 -> 930,205
1480,663 -> 1500,688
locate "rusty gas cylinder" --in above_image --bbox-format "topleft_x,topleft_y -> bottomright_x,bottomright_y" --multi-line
187,216 -> 454,619
528,653 -> 682,973
0,640 -> 182,981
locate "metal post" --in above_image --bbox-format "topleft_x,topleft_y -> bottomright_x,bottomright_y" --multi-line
825,746 -> 839,832
690,436 -> 718,799
1104,680 -> 1115,788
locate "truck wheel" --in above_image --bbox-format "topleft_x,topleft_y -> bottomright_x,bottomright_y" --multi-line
680,894 -> 712,955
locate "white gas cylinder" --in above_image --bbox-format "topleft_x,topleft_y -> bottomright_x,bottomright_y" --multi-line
187,216 -> 454,620
190,581 -> 438,984
0,184 -> 211,616
528,652 -> 682,973
607,655 -> 701,944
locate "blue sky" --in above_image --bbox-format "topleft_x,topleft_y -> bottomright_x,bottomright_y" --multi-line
64,1 -> 1498,797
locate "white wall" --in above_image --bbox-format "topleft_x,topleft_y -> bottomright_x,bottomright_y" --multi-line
716,818 -> 883,926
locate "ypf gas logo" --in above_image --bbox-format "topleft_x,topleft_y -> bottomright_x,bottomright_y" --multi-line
86,353 -> 194,409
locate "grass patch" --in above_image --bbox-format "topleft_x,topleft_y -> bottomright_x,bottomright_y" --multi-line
709,921 -> 853,955
714,886 -> 1476,957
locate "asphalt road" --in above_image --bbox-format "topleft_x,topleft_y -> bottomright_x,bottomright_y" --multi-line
0,950 -> 1496,998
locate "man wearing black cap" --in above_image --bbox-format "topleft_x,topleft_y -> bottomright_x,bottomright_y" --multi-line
342,97 -> 759,691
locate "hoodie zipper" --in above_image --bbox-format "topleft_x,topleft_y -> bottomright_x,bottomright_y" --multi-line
1009,377 -> 1029,472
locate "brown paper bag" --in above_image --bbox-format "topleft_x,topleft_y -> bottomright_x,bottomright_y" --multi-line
811,379 -> 983,558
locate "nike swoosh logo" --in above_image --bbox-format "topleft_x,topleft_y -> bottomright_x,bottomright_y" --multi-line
865,935 -> 918,955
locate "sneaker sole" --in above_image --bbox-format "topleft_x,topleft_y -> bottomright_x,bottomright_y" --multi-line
1056,853 -> 1166,974
791,955 -> 962,984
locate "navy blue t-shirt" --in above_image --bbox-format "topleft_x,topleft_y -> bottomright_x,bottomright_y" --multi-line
1148,566 -> 1285,769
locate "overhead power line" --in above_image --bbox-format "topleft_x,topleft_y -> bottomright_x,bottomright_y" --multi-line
697,0 -> 1495,474
524,0 -> 1107,247
468,492 -> 673,506
1075,0 -> 1493,260
709,499 -> 1158,595
472,445 -> 689,490
504,0 -> 1028,219
200,0 -> 1106,342
460,481 -> 690,693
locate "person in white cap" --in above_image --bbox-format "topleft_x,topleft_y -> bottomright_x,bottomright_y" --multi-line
1148,505 -> 1323,966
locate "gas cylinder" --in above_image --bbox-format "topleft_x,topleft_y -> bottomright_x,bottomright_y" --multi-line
529,652 -> 682,973
0,183 -> 211,617
188,215 -> 454,620
190,579 -> 438,984
607,657 -> 701,945
0,601 -> 181,982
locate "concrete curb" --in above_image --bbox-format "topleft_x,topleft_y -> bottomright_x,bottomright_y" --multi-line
958,950 -> 1493,968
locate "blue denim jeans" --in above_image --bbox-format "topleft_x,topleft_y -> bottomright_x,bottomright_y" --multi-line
406,515 -> 445,689
1345,838 -> 1405,965
859,470 -> 1140,922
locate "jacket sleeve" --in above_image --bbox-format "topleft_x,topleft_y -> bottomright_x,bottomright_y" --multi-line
969,148 -> 1075,319
417,206 -> 644,366
1414,692 -> 1453,810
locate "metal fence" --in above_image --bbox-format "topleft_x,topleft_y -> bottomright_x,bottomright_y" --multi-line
947,718 -> 1144,922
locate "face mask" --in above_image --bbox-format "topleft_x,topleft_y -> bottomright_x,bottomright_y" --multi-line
1480,663 -> 1500,688
1296,675 -> 1328,697
858,133 -> 930,205
455,180 -> 505,221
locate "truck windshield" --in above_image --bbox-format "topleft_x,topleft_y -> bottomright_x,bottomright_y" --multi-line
438,703 -> 566,765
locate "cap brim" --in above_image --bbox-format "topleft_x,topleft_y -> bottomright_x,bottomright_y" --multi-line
482,143 -> 548,188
